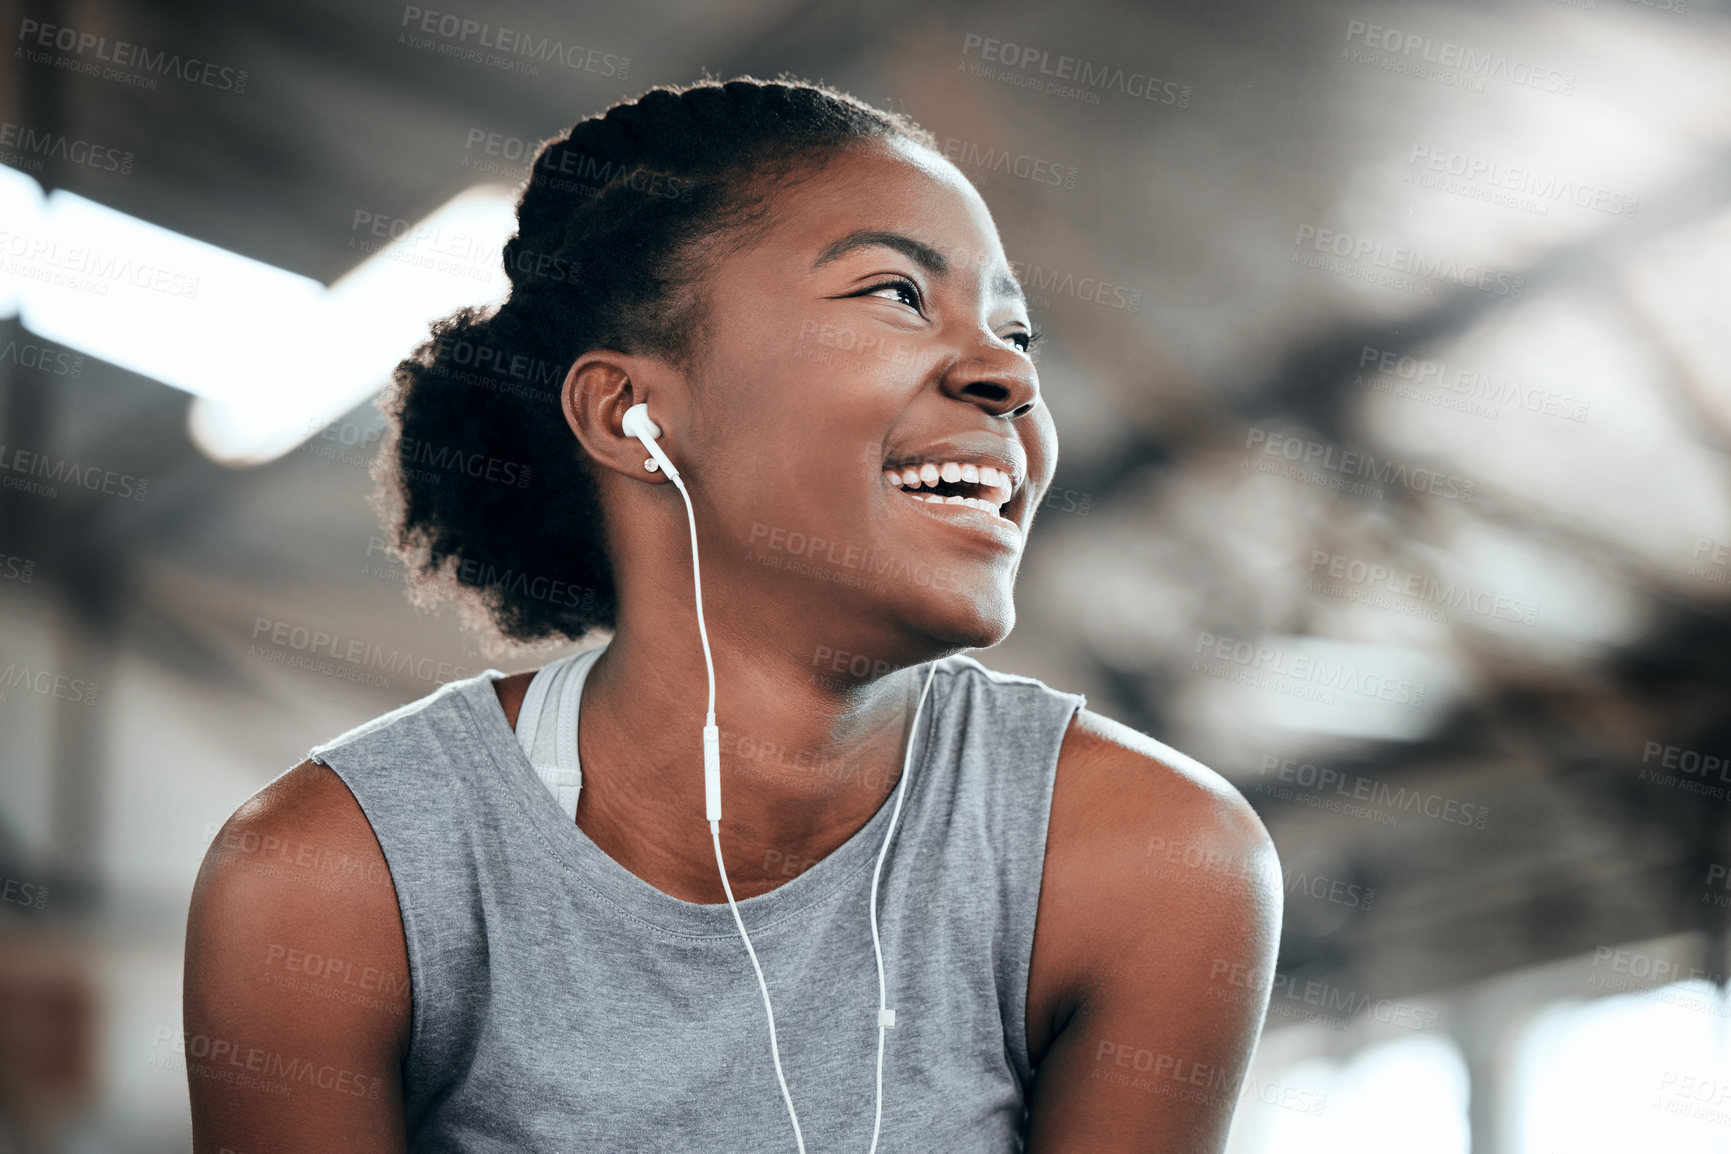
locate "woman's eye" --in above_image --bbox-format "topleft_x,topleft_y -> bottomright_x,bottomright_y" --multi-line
1008,328 -> 1044,354
861,278 -> 922,311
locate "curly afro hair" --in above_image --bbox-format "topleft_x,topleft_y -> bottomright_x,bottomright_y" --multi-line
369,75 -> 937,655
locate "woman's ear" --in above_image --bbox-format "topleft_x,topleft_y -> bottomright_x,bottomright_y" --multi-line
562,351 -> 681,484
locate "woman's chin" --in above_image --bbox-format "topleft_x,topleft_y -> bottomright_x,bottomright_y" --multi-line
912,584 -> 1016,652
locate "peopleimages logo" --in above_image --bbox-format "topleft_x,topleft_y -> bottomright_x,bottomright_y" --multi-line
0,444 -> 149,501
1194,631 -> 1428,707
1255,754 -> 1489,830
15,19 -> 250,92
1406,144 -> 1638,220
0,121 -> 134,174
747,522 -> 969,594
1,874 -> 47,910
347,208 -> 499,284
1244,428 -> 1476,504
1294,225 -> 1526,299
0,663 -> 98,706
1357,345 -> 1591,424
361,536 -> 600,612
150,1026 -> 383,1100
961,33 -> 1191,106
398,6 -> 629,78
248,617 -> 479,686
1342,18 -> 1576,96
1306,549 -> 1540,627
1210,959 -> 1442,1033
939,136 -> 1078,189
0,228 -> 201,300
0,336 -> 83,378
460,127 -> 692,203
1009,258 -> 1142,312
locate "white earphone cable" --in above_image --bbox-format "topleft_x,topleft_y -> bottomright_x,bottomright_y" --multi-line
666,469 -> 810,1151
865,659 -> 936,1153
665,464 -> 936,1154
667,473 -> 717,721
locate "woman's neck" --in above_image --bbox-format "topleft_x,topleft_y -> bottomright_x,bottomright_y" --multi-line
569,629 -> 927,903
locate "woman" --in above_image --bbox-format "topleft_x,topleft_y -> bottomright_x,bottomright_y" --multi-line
184,77 -> 1280,1153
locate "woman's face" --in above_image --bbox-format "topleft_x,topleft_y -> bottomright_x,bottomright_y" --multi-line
673,135 -> 1056,662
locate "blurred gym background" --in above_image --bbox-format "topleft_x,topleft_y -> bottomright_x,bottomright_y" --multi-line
2,0 -> 1729,1149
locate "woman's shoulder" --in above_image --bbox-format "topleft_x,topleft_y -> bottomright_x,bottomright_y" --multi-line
195,757 -> 404,904
1038,703 -> 1282,991
185,757 -> 413,1113
1052,704 -> 1277,894
1020,695 -> 1281,1082
937,656 -> 1262,853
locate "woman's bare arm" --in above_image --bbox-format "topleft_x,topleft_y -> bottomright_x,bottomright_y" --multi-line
183,759 -> 412,1153
1024,710 -> 1283,1152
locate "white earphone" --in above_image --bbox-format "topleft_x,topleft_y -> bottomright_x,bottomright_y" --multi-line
620,400 -> 936,1153
621,403 -> 680,480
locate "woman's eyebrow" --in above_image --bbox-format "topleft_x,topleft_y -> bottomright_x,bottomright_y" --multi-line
813,229 -> 948,275
811,228 -> 1028,308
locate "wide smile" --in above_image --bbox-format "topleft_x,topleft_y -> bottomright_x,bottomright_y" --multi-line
880,457 -> 1026,541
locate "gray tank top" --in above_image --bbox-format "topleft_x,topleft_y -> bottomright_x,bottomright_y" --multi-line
306,650 -> 1085,1152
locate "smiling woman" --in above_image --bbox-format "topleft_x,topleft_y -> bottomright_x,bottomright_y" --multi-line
182,76 -> 1281,1154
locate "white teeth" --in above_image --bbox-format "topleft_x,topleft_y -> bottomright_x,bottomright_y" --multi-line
885,458 -> 1016,509
896,488 -> 1007,518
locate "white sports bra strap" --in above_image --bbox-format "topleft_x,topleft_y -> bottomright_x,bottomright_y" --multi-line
513,657 -> 561,757
512,645 -> 608,822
